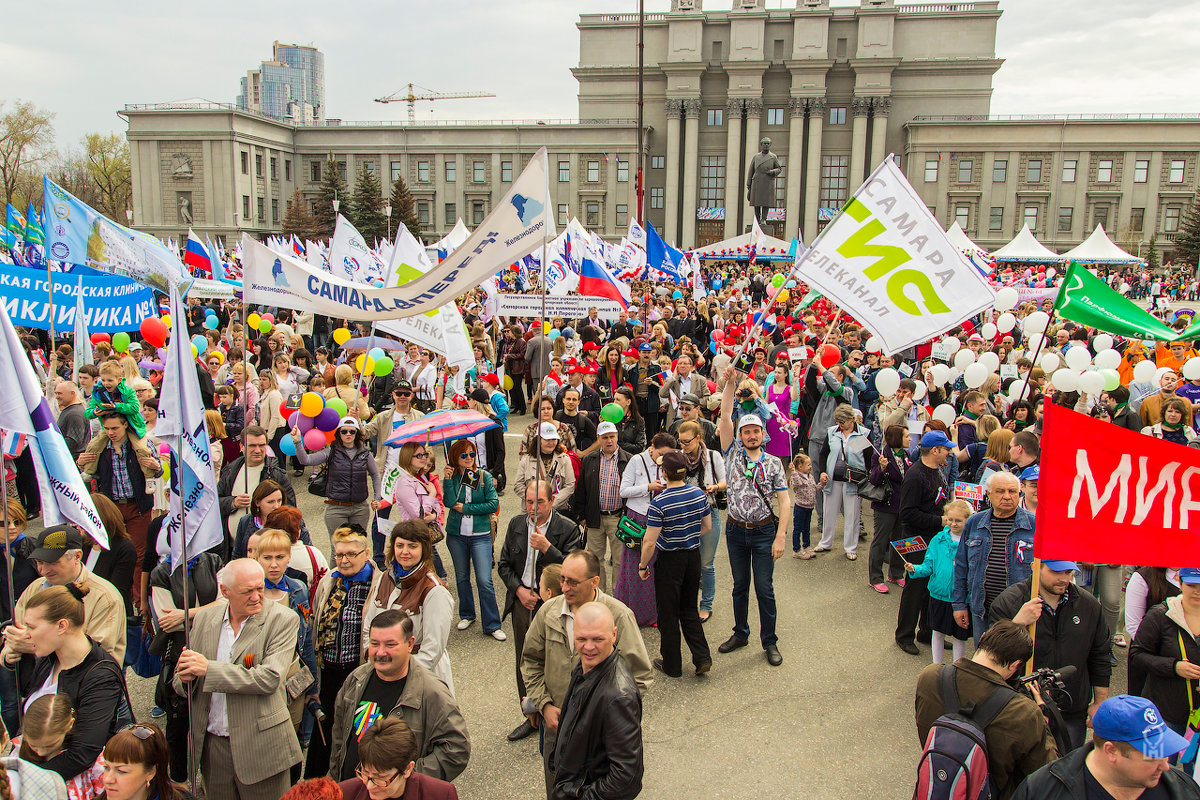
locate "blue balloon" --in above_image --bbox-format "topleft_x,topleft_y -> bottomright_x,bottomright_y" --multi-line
785,279 -> 796,289
203,316 -> 219,330
278,434 -> 297,457
672,290 -> 683,299
561,327 -> 575,339
548,330 -> 560,341
368,347 -> 385,362
191,335 -> 207,351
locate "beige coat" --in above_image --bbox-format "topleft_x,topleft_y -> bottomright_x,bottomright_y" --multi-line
513,451 -> 576,511
14,565 -> 126,665
659,371 -> 712,426
362,406 -> 425,473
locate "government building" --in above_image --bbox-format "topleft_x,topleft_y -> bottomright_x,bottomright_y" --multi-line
123,0 -> 1198,262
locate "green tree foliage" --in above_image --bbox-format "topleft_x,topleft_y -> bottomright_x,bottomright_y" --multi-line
281,189 -> 320,241
350,164 -> 387,244
313,155 -> 347,239
388,173 -> 421,241
0,100 -> 55,208
1173,200 -> 1200,267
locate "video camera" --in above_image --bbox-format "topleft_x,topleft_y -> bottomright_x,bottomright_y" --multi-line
1015,665 -> 1076,755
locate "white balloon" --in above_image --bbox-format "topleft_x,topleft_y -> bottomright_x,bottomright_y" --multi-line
964,362 -> 990,389
994,287 -> 1019,312
996,312 -> 1017,334
1064,346 -> 1092,371
1039,352 -> 1061,373
912,379 -> 927,402
932,404 -> 957,427
1184,357 -> 1200,381
1078,370 -> 1106,396
1051,369 -> 1078,392
874,367 -> 901,398
981,322 -> 997,339
978,351 -> 1001,373
1046,267 -> 1057,280
1133,359 -> 1157,384
942,336 -> 962,354
929,364 -> 951,386
954,349 -> 976,370
865,336 -> 883,354
1093,348 -> 1121,371
1024,335 -> 1047,358
1093,334 -> 1114,352
1007,379 -> 1029,402
1024,311 -> 1050,335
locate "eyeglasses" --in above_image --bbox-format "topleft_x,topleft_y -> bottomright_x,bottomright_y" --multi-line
355,767 -> 401,789
458,451 -> 476,459
413,452 -> 429,459
119,724 -> 157,741
396,391 -> 413,397
559,576 -> 589,588
678,437 -> 696,446
333,549 -> 367,561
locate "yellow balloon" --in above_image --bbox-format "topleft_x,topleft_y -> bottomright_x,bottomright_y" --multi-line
543,323 -> 551,334
355,354 -> 376,374
333,328 -> 352,346
503,374 -> 514,391
299,391 -> 324,417
247,313 -> 261,329
162,314 -> 171,328
777,289 -> 789,303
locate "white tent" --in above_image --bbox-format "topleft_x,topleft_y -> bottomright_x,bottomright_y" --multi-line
946,221 -> 987,255
1060,224 -> 1144,265
691,231 -> 793,261
991,224 -> 1061,262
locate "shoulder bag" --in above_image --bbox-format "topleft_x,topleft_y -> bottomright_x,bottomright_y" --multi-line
615,454 -> 651,549
707,449 -> 728,510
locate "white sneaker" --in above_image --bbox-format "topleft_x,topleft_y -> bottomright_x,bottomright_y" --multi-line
456,618 -> 475,631
490,629 -> 508,641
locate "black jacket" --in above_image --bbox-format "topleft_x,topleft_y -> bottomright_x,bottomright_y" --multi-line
220,401 -> 245,441
89,537 -> 138,617
557,383 -> 602,422
216,454 -> 298,537
0,537 -> 38,622
479,411 -> 507,489
497,511 -> 583,619
195,362 -> 216,409
573,448 -> 631,527
896,461 -> 947,564
616,418 -> 646,457
1012,743 -> 1200,800
989,579 -> 1111,716
1112,406 -> 1144,432
549,650 -> 643,800
94,440 -> 154,513
1130,599 -> 1200,726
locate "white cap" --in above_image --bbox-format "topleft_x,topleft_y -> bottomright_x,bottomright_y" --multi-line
597,421 -> 618,436
338,416 -> 361,430
539,422 -> 560,440
737,414 -> 764,431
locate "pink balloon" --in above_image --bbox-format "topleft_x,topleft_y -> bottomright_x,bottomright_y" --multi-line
296,414 -> 316,434
303,429 -> 327,451
262,312 -> 275,324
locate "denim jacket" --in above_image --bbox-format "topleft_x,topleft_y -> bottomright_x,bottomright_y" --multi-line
951,507 -> 1036,621
281,575 -> 319,695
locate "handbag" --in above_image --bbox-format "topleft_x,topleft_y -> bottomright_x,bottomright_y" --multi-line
124,617 -> 163,680
615,514 -> 646,549
308,466 -> 328,497
707,450 -> 728,510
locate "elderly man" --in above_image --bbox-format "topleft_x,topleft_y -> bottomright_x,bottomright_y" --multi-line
548,602 -> 644,800
174,559 -> 302,800
572,422 -> 631,592
1140,368 -> 1193,427
659,354 -> 709,428
328,610 -> 469,783
216,425 -> 297,545
522,551 -> 651,797
54,380 -> 89,461
952,471 -> 1037,643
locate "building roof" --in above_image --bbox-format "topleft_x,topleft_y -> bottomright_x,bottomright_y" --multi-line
1060,224 -> 1143,265
991,224 -> 1060,262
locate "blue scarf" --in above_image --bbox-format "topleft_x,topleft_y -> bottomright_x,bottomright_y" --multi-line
0,533 -> 24,554
265,576 -> 290,592
391,560 -> 415,584
162,553 -> 202,576
339,562 -> 374,584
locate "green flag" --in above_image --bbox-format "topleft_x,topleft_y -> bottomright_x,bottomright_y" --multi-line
796,288 -> 822,312
1054,261 -> 1179,341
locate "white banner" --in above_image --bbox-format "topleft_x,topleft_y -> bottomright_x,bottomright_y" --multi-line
497,294 -> 623,320
793,158 -> 996,353
329,214 -> 387,284
376,304 -> 474,371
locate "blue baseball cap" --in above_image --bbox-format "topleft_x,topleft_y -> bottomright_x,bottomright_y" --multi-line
1178,568 -> 1200,584
1042,560 -> 1078,572
638,343 -> 653,352
919,431 -> 954,449
1020,465 -> 1039,482
1092,696 -> 1190,757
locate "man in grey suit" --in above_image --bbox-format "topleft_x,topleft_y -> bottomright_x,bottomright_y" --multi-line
659,355 -> 710,428
526,332 -> 551,394
175,558 -> 302,800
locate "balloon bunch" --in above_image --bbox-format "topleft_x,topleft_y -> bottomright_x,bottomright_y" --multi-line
203,308 -> 220,330
280,391 -> 343,456
247,312 -> 274,335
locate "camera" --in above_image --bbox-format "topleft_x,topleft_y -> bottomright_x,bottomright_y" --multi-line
1016,665 -> 1075,756
736,388 -> 752,399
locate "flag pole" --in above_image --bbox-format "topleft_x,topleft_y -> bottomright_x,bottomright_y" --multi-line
176,447 -> 198,791
0,447 -> 21,726
538,161 -> 550,489
241,284 -> 250,499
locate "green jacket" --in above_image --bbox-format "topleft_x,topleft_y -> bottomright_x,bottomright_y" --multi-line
443,469 -> 499,536
85,379 -> 146,439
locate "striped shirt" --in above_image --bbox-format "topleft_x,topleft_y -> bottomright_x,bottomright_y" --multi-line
108,441 -> 134,501
646,484 -> 711,551
983,514 -> 1017,612
598,451 -> 621,512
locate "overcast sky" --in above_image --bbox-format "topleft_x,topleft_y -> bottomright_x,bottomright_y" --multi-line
5,0 -> 1197,149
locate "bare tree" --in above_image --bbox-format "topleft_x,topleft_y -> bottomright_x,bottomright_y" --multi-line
0,100 -> 55,207
83,133 -> 131,220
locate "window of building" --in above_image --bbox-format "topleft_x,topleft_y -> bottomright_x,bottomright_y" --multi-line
270,157 -> 277,180
767,108 -> 784,126
711,40 -> 723,61
1134,160 -> 1149,183
989,207 -> 1003,231
362,160 -> 375,176
445,202 -> 456,226
772,39 -> 785,60
473,161 -> 486,183
1058,207 -> 1073,232
1131,207 -> 1145,232
256,197 -> 265,220
472,200 -> 485,225
286,197 -> 292,212
586,202 -> 600,227
1023,206 -> 1039,230
417,160 -> 430,182
310,161 -> 321,183
650,187 -> 664,209
1170,159 -> 1186,183
391,161 -> 403,182
271,198 -> 279,223
336,161 -> 347,179
1165,206 -> 1181,232
818,155 -> 850,215
241,152 -> 249,175
1062,159 -> 1077,183
835,38 -> 847,59
954,205 -> 970,229
417,201 -> 430,226
616,204 -> 629,227
587,161 -> 600,182
284,160 -> 291,181
698,156 -> 726,209
445,161 -> 456,182
1090,206 -> 1108,230
557,204 -> 569,225
651,156 -> 665,169
501,161 -> 513,182
309,200 -> 318,215
829,107 -> 846,125
242,195 -> 250,218
924,160 -> 938,183
1097,159 -> 1113,183
617,160 -> 629,182
558,161 -> 570,182
255,155 -> 263,177
1027,159 -> 1042,183
707,109 -> 723,127
957,160 -> 973,183
992,160 -> 1007,183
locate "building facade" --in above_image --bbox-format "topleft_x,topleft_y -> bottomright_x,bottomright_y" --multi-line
236,41 -> 325,124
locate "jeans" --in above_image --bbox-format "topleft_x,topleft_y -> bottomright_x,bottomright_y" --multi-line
1167,721 -> 1196,775
699,509 -> 722,613
792,505 -> 813,552
726,518 -> 778,647
445,533 -> 502,633
1088,565 -> 1124,643
371,505 -> 391,567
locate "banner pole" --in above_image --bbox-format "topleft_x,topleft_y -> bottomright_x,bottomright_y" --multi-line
241,291 -> 249,498
1013,310 -> 1057,411
176,449 -> 198,792
538,166 -> 550,489
1024,556 -> 1041,677
0,449 -> 21,726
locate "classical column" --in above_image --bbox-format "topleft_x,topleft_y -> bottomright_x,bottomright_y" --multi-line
681,99 -> 702,249
743,97 -> 764,233
850,97 -> 871,184
664,99 -> 684,244
784,97 -> 806,243
722,98 -> 745,240
804,98 -> 825,244
869,97 -> 891,176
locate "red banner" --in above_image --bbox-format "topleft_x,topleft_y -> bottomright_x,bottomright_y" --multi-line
1038,402 -> 1200,566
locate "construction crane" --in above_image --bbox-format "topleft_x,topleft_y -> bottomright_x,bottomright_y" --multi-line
374,83 -> 495,124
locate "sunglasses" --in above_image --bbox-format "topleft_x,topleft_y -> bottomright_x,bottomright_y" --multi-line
120,724 -> 157,741
458,451 -> 477,459
396,391 -> 413,397
339,429 -> 357,435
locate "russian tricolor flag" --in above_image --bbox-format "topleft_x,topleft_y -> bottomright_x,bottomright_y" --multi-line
576,237 -> 630,309
183,229 -> 212,276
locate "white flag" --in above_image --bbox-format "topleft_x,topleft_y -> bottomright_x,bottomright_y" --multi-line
627,218 -> 647,251
72,278 -> 93,379
156,284 -> 223,568
791,157 -> 996,353
691,255 -> 707,300
329,214 -> 387,285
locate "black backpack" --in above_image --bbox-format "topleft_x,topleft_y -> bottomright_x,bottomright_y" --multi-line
914,665 -> 1017,800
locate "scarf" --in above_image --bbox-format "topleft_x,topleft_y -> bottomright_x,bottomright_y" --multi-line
315,562 -> 376,659
265,576 -> 290,592
389,561 -> 438,615
1162,419 -> 1185,431
684,443 -> 705,472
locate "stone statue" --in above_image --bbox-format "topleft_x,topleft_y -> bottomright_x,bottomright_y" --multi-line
746,137 -> 782,223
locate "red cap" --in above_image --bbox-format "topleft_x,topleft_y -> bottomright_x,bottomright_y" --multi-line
482,373 -> 500,385
582,341 -> 600,351
622,348 -> 638,358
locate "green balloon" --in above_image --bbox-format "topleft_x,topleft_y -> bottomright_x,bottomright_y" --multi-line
600,403 -> 625,424
374,356 -> 395,377
258,319 -> 273,334
772,274 -> 785,288
112,332 -> 131,353
326,397 -> 348,417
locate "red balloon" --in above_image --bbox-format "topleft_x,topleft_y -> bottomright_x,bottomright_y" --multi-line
89,332 -> 110,345
140,317 -> 169,349
712,330 -> 725,342
819,343 -> 841,369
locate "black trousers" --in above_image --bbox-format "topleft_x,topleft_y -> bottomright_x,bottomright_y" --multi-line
304,661 -> 359,779
510,595 -> 542,700
895,574 -> 932,646
653,547 -> 710,675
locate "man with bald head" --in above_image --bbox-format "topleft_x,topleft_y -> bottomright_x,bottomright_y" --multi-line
53,380 -> 88,461
549,602 -> 644,800
952,471 -> 1036,642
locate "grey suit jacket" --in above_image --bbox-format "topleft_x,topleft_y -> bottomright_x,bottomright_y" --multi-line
658,372 -> 711,426
173,599 -> 302,785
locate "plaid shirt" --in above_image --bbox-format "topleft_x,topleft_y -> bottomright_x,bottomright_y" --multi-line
599,451 -> 621,512
108,440 -> 134,501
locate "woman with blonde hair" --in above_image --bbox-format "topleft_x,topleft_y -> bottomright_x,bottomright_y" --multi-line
323,364 -> 370,421
204,408 -> 227,474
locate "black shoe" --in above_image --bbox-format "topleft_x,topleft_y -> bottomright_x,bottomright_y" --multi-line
765,645 -> 783,666
653,658 -> 681,678
507,720 -> 535,741
293,468 -> 304,476
717,635 -> 748,654
898,641 -> 920,656
695,660 -> 712,676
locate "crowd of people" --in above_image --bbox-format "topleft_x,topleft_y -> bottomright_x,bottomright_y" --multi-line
0,258 -> 1197,799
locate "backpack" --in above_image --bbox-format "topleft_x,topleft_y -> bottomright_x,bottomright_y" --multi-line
914,665 -> 1017,800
